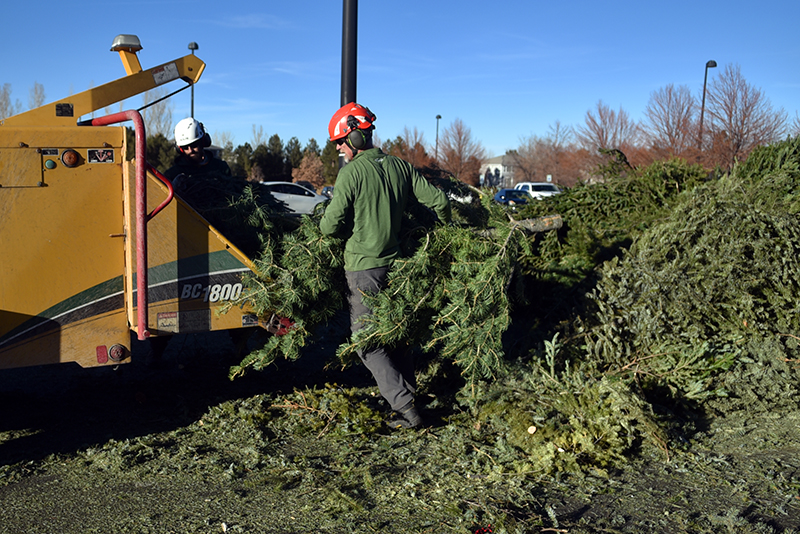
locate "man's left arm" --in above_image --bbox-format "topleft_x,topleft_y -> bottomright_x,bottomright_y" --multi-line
320,175 -> 351,236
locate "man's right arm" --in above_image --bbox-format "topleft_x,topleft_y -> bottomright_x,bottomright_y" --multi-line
411,171 -> 451,224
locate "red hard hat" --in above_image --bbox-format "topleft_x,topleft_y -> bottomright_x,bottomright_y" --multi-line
328,102 -> 376,142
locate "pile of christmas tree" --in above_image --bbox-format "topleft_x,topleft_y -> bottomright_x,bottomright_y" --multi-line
482,137 -> 800,473
223,137 -> 800,473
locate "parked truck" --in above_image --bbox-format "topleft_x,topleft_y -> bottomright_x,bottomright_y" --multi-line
0,35 -> 273,370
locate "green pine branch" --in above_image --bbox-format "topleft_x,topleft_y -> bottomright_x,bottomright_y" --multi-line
228,179 -> 544,386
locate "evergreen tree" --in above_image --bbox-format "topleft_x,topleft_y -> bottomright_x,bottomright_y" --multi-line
146,133 -> 176,173
125,127 -> 135,161
305,138 -> 321,158
285,137 -> 303,169
251,144 -> 271,180
231,143 -> 253,178
265,134 -> 286,181
381,136 -> 406,157
320,140 -> 340,184
218,138 -> 236,170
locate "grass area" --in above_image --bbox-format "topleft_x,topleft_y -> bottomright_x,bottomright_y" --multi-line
2,333 -> 800,533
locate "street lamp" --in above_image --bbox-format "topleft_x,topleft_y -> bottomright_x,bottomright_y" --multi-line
435,114 -> 442,161
698,59 -> 717,150
188,41 -> 199,117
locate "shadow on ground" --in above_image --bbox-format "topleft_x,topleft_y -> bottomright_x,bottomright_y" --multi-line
0,322 -> 371,467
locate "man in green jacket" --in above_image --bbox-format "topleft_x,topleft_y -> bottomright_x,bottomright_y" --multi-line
320,103 -> 451,429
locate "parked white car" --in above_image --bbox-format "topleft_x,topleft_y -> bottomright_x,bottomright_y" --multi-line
260,181 -> 329,215
514,182 -> 561,200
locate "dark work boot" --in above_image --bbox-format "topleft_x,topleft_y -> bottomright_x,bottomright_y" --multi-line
386,402 -> 423,429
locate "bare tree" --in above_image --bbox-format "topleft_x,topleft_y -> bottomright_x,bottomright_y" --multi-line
401,126 -> 433,168
214,130 -> 234,149
292,149 -> 326,192
547,120 -> 574,149
575,100 -> 642,167
383,127 -> 432,168
575,100 -> 652,174
705,63 -> 788,168
508,135 -> 547,183
643,84 -> 696,159
28,81 -> 46,110
791,113 -> 800,138
141,87 -> 173,137
213,130 -> 235,167
251,125 -> 265,148
545,122 -> 593,186
439,118 -> 486,186
510,121 -> 587,187
543,121 -> 582,183
0,83 -> 22,119
248,163 -> 265,183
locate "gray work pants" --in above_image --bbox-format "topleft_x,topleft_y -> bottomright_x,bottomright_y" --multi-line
346,267 -> 416,411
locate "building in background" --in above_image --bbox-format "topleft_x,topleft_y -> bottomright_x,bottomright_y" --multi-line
479,155 -> 515,188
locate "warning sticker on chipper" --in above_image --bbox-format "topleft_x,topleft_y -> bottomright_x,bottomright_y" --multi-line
157,311 -> 179,333
88,149 -> 114,163
152,62 -> 179,86
242,314 -> 259,327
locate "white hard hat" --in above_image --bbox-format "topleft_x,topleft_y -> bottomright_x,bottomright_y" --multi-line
174,117 -> 206,147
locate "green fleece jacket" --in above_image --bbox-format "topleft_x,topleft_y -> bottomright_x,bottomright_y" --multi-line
320,148 -> 451,272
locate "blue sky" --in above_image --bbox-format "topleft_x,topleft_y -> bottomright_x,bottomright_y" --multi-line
3,1 -> 799,157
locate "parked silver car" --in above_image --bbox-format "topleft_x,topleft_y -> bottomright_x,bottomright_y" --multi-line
514,182 -> 561,200
260,181 -> 329,215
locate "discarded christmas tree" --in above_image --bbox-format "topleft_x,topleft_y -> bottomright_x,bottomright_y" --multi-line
228,177 -> 560,385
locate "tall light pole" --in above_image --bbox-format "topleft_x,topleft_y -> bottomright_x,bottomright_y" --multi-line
188,42 -> 199,117
340,0 -> 358,169
435,114 -> 442,161
698,59 -> 717,150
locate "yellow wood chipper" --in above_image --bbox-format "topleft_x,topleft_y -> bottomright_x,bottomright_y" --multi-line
0,35 -> 270,370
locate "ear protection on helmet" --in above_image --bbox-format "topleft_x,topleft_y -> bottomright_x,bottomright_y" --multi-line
200,129 -> 212,148
346,115 -> 367,150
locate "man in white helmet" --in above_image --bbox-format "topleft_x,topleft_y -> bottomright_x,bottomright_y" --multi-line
165,118 -> 232,191
150,119 -> 249,363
